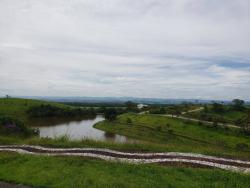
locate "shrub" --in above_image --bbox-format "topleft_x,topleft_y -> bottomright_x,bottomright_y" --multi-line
168,129 -> 174,134
149,107 -> 166,114
104,108 -> 118,121
184,120 -> 191,124
212,121 -> 218,128
211,103 -> 225,113
198,121 -> 203,126
234,118 -> 243,126
126,118 -> 132,124
156,125 -> 162,131
235,143 -> 249,151
165,123 -> 170,128
222,125 -> 229,131
0,116 -> 35,136
242,128 -> 250,136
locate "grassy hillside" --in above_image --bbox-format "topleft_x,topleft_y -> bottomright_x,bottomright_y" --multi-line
0,152 -> 249,188
95,113 -> 250,159
184,105 -> 248,124
0,98 -> 72,125
188,110 -> 246,123
0,100 -> 249,187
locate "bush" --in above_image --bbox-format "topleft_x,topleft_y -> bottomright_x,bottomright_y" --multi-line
168,129 -> 174,134
165,123 -> 170,128
184,120 -> 191,124
242,128 -> 250,136
126,118 -> 132,124
234,118 -> 243,126
156,125 -> 162,131
198,121 -> 203,126
212,121 -> 218,128
222,125 -> 229,131
235,143 -> 249,151
149,107 -> 166,114
0,116 -> 35,136
104,108 -> 118,121
211,103 -> 225,113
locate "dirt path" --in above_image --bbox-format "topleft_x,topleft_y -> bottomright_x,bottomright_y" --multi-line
0,145 -> 249,174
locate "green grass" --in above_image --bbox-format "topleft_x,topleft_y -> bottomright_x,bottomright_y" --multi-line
185,106 -> 247,124
216,110 -> 246,122
94,113 -> 250,159
0,98 -> 71,125
0,152 -> 249,188
0,132 -> 248,159
1,99 -> 250,187
0,99 -> 249,158
0,134 -> 175,152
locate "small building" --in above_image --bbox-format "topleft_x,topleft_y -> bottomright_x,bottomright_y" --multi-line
137,103 -> 148,109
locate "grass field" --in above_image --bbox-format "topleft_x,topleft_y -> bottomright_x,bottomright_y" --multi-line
184,106 -> 248,124
0,99 -> 249,159
221,111 -> 247,122
0,152 -> 249,188
94,113 -> 250,159
0,134 -> 180,153
0,98 -> 250,187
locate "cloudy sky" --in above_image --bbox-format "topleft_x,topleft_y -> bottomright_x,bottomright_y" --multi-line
0,0 -> 250,100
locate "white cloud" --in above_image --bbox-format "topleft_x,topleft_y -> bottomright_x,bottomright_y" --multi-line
0,0 -> 250,100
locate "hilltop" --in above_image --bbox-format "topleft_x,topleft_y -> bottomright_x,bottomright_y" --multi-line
0,98 -> 70,125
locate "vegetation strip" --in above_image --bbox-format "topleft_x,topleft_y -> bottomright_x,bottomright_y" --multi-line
0,145 -> 249,173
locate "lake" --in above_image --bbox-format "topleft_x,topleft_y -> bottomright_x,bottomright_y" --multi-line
31,115 -> 136,143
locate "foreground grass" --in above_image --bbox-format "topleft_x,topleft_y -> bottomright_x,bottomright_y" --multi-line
0,152 -> 249,188
94,113 -> 250,159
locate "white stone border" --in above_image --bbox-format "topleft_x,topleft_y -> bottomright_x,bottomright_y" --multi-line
0,145 -> 249,174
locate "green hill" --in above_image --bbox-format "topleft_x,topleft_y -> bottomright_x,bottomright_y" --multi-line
95,113 -> 250,159
0,98 -> 70,125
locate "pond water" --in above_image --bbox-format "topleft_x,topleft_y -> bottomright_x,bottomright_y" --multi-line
30,115 -> 136,143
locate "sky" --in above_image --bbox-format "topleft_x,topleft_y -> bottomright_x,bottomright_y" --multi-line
0,0 -> 250,100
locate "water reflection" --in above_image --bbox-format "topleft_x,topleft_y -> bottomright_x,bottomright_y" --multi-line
30,115 -> 136,143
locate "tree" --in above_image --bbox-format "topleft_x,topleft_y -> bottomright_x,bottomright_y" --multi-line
211,103 -> 224,113
167,106 -> 175,117
159,107 -> 166,114
174,109 -> 181,117
242,109 -> 250,134
104,108 -> 118,121
232,99 -> 245,111
126,117 -> 132,124
204,105 -> 208,113
125,101 -> 137,111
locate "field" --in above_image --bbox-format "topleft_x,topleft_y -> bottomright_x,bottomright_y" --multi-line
0,152 -> 249,188
95,113 -> 250,159
0,98 -> 69,125
0,98 -> 250,187
184,105 -> 248,124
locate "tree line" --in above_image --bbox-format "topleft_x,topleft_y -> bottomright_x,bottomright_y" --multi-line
27,104 -> 97,118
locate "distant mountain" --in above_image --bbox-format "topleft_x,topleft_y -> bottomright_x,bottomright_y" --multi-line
13,96 -> 238,105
